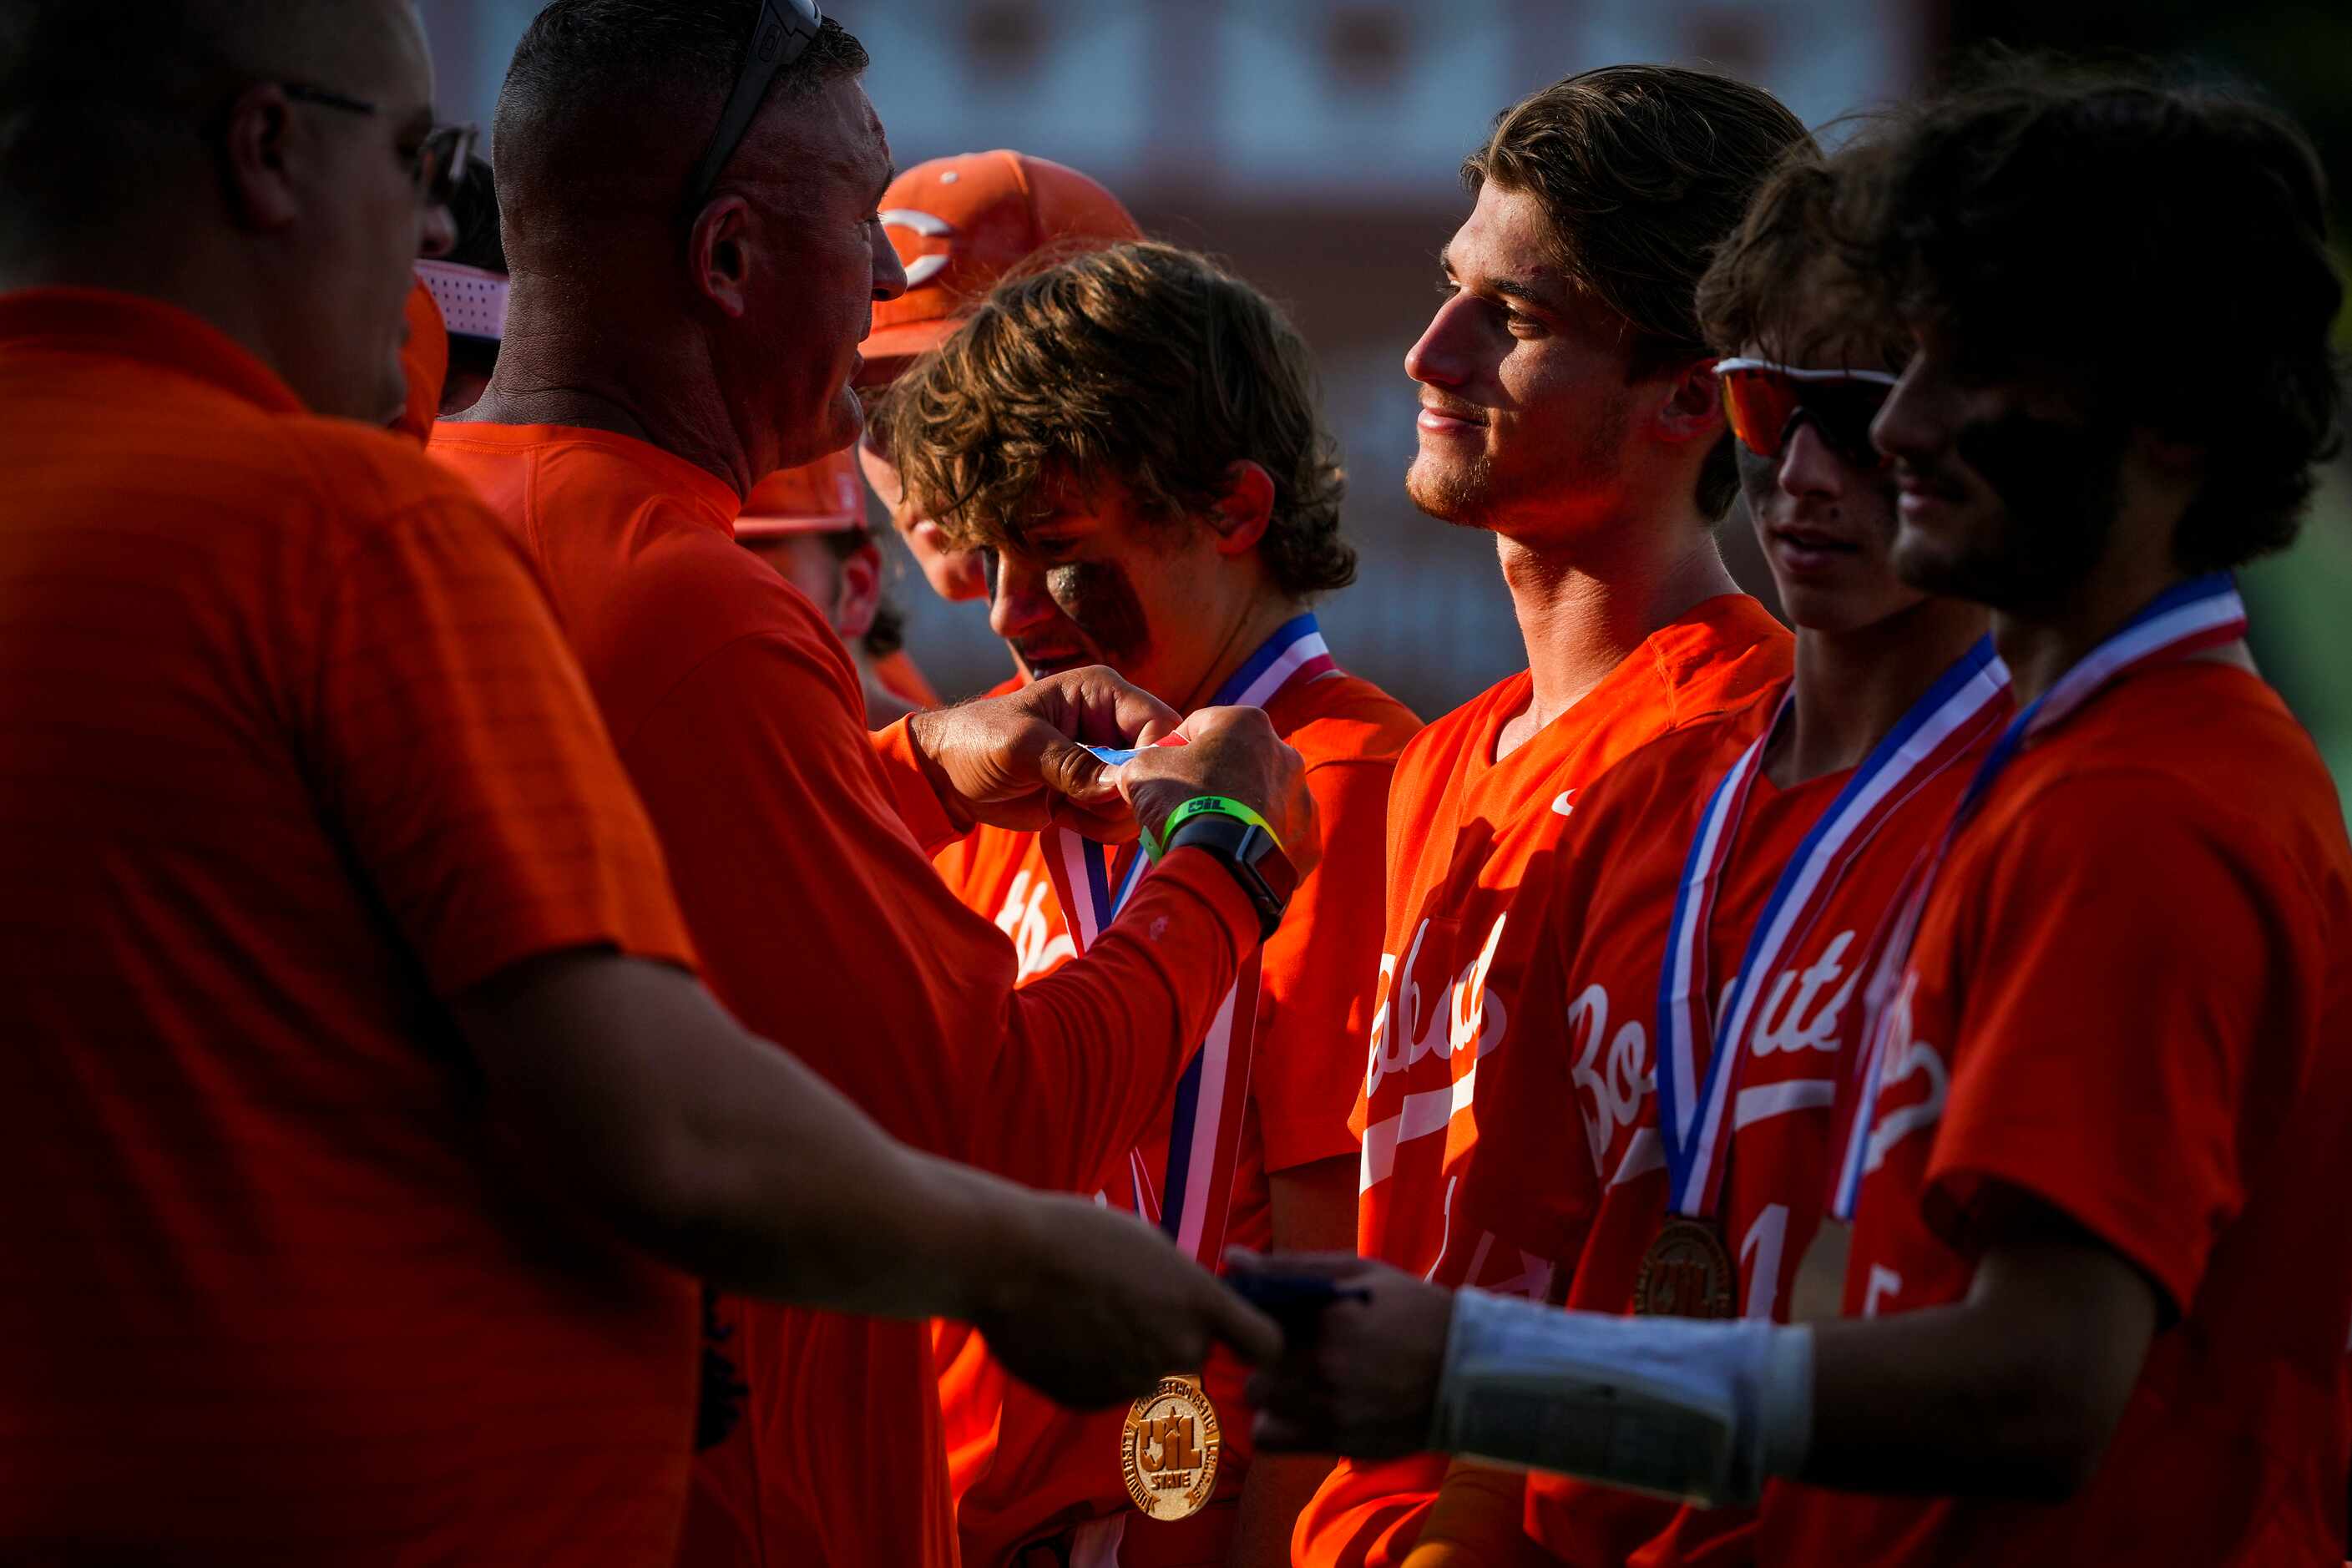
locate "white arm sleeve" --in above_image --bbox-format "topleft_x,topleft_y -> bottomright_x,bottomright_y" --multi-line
1429,1289 -> 1814,1506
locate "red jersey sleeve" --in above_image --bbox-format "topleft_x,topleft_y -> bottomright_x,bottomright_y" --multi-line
307,496 -> 695,994
615,631 -> 1259,1186
1921,767 -> 2287,1315
1257,754 -> 1400,1173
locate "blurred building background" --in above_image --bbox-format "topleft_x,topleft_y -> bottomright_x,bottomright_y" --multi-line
417,0 -> 2352,798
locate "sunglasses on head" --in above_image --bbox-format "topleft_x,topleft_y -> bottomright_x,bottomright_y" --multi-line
1715,357 -> 1900,473
685,0 -> 825,215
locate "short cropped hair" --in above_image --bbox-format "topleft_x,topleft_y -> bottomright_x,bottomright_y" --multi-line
1695,144 -> 1908,372
1827,60 -> 2344,573
1466,65 -> 1813,518
494,0 -> 866,243
878,242 -> 1356,599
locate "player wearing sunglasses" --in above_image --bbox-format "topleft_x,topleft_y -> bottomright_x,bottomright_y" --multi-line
1242,63 -> 2352,1568
1285,144 -> 2000,1568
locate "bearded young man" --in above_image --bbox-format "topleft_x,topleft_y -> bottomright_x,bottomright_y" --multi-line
881,240 -> 1422,1568
432,6 -> 1313,1565
1244,64 -> 2352,1568
1299,65 -> 1808,1568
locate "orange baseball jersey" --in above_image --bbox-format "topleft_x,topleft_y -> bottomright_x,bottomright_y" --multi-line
930,646 -> 1420,1568
1411,657 -> 2005,1567
1763,655 -> 2352,1565
427,419 -> 1262,1568
0,290 -> 701,1561
1299,594 -> 1791,1568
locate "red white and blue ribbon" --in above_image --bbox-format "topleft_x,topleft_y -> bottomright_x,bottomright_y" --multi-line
1657,638 -> 2011,1217
1829,573 -> 2248,1219
1041,614 -> 1333,1264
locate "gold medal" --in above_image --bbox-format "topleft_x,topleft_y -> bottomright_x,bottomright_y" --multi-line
1119,1373 -> 1221,1520
1631,1216 -> 1737,1319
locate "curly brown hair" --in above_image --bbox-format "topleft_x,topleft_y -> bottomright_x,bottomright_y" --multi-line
1822,58 -> 2344,573
874,241 -> 1356,599
1694,143 -> 1908,372
1465,65 -> 1813,518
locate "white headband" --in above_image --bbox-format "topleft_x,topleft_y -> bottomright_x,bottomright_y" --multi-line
414,260 -> 509,342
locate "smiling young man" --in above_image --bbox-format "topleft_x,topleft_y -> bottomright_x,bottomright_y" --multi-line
431,7 -> 1314,1566
1303,66 -> 1807,1568
1365,144 -> 2006,1568
881,240 -> 1422,1568
1241,65 -> 2352,1568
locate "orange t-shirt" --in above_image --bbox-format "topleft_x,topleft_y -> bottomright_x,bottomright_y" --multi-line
1762,660 -> 2352,1566
931,665 -> 1420,1568
0,289 -> 701,1562
428,419 -> 1262,1568
1401,671 -> 2000,1567
1299,594 -> 1791,1568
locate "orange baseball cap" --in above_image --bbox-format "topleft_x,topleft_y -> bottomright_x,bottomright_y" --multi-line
862,149 -> 1142,363
736,447 -> 866,538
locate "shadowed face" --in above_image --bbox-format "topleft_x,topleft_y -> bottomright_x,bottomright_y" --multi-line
293,3 -> 452,421
1732,341 -> 1915,635
982,476 -> 1232,703
1871,323 -> 2121,615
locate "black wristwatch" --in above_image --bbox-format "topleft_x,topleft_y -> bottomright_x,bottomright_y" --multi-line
1161,798 -> 1299,942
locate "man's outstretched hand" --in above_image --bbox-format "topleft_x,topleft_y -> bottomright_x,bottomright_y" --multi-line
1230,1250 -> 1455,1457
906,666 -> 1179,839
973,1192 -> 1284,1411
905,671 -> 1319,878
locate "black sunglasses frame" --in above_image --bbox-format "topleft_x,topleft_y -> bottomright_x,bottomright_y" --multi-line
279,82 -> 476,210
1716,359 -> 1901,474
685,0 -> 825,216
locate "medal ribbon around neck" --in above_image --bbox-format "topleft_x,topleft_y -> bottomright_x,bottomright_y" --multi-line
1041,614 -> 1334,1263
1657,637 -> 2011,1218
1831,573 -> 2249,1220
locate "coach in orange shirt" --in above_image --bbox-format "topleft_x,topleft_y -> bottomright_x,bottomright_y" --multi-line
0,2 -> 1282,1562
434,6 -> 1318,1566
883,241 -> 1423,1567
1294,66 -> 1804,1568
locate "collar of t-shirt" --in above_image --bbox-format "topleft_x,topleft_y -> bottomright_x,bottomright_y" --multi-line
0,286 -> 304,417
432,419 -> 744,539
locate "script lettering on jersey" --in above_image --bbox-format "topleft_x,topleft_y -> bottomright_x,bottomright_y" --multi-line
993,868 -> 1075,982
1749,928 -> 1862,1057
1567,981 -> 1653,1178
1862,971 -> 1947,1174
1363,913 -> 1511,1105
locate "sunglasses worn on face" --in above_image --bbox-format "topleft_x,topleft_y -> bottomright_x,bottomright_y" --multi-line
685,0 -> 825,215
1715,357 -> 1900,473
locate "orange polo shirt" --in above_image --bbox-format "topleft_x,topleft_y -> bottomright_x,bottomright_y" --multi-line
0,288 -> 701,1563
429,419 -> 1262,1568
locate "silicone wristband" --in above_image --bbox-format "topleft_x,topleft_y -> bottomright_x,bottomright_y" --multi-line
1143,794 -> 1281,862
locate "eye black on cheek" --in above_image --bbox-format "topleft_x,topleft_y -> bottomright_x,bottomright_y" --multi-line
1045,559 -> 1151,663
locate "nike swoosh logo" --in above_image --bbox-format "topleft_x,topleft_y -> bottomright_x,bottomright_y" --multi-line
1552,791 -> 1576,817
